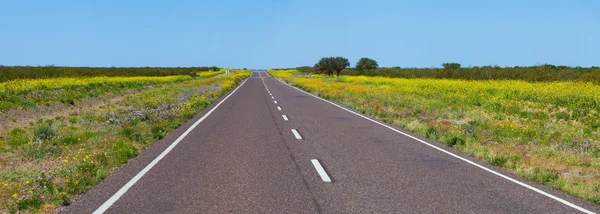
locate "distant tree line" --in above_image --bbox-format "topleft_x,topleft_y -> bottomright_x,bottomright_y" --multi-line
0,66 -> 220,82
273,57 -> 600,83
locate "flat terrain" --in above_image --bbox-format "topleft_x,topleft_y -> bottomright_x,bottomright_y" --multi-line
0,70 -> 247,212
62,71 -> 599,213
272,69 -> 600,206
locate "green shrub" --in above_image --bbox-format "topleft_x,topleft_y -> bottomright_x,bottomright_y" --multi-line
520,167 -> 559,184
120,127 -> 144,143
425,127 -> 437,138
34,122 -> 56,140
7,128 -> 29,147
120,127 -> 135,138
112,141 -> 138,164
60,98 -> 75,105
442,63 -> 461,70
445,135 -> 466,147
151,126 -> 167,140
489,155 -> 520,169
16,195 -> 43,211
555,111 -> 570,121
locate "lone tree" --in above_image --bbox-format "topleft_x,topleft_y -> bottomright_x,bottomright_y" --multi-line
315,57 -> 350,76
356,57 -> 378,70
442,63 -> 461,70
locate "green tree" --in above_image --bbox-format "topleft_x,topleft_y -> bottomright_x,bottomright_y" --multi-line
442,63 -> 461,69
315,57 -> 350,76
356,57 -> 378,71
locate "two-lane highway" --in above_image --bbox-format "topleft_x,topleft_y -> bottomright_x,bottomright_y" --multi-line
62,71 -> 599,213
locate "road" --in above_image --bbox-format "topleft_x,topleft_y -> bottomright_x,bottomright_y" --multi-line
62,71 -> 599,213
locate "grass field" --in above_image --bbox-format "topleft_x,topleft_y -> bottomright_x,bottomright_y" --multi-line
270,69 -> 600,205
0,66 -> 220,82
0,70 -> 249,213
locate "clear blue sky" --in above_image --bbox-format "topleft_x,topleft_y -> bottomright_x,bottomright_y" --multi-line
1,0 -> 598,68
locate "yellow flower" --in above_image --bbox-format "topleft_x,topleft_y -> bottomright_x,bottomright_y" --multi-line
25,181 -> 30,184
12,193 -> 17,198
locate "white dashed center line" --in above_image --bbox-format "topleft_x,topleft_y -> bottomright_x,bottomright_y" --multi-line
282,115 -> 289,121
291,129 -> 302,140
274,101 -> 278,104
311,159 -> 332,183
277,106 -> 282,111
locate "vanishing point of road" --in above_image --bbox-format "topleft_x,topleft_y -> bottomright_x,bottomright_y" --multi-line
62,71 -> 600,214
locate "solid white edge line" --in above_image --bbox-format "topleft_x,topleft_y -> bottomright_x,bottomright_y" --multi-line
311,159 -> 332,183
282,115 -> 289,121
275,78 -> 594,214
291,129 -> 302,140
93,78 -> 249,214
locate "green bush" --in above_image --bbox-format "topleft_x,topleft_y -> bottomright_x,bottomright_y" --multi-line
112,141 -> 138,164
520,167 -> 559,184
425,127 -> 437,138
34,121 -> 56,140
16,195 -> 43,211
60,98 -> 75,105
555,111 -> 570,121
7,128 -> 29,147
442,63 -> 461,69
151,126 -> 167,140
445,135 -> 466,147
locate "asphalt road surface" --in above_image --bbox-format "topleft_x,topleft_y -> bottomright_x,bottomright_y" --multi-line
62,71 -> 599,214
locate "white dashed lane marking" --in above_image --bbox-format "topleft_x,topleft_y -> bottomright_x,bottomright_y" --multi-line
311,159 -> 332,183
291,129 -> 302,140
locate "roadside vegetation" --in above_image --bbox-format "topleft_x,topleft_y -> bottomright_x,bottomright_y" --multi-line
270,68 -> 600,206
0,69 -> 248,213
283,62 -> 600,83
0,66 -> 221,82
313,57 -> 350,77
